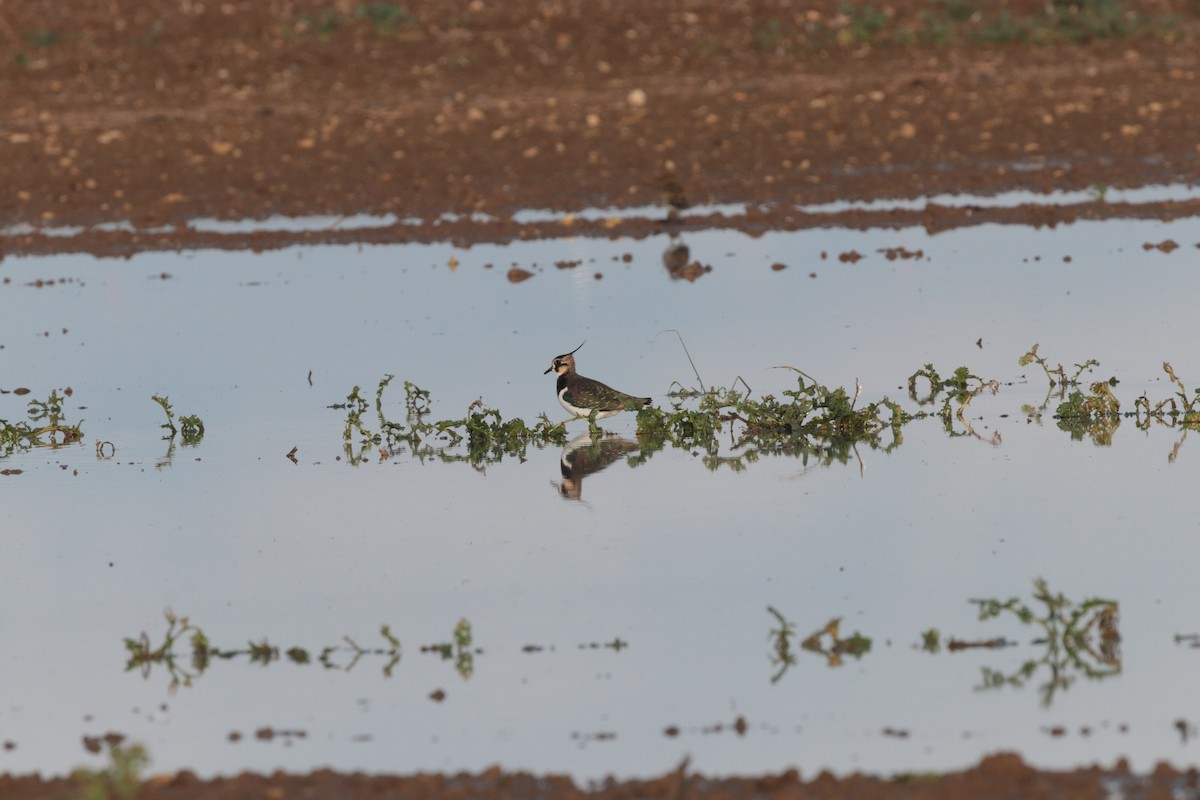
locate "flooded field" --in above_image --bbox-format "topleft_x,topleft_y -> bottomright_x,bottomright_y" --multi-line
4,203 -> 1200,784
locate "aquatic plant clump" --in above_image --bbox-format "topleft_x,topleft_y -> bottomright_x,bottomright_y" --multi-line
333,374 -> 570,466
0,388 -> 84,455
151,394 -> 205,445
329,349 -> 1200,472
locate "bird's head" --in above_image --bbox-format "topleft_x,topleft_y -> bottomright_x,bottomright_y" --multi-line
544,341 -> 585,376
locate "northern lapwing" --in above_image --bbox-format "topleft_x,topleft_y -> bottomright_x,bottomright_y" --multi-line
544,342 -> 651,420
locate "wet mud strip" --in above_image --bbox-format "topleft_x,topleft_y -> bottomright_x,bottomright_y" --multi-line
3,752 -> 1199,800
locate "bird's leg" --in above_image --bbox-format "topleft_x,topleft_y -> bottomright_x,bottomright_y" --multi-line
586,409 -> 604,439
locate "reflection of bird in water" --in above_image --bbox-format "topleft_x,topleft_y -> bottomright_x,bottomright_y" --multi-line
544,342 -> 651,420
555,432 -> 640,501
662,235 -> 689,275
661,234 -> 712,282
658,171 -> 690,223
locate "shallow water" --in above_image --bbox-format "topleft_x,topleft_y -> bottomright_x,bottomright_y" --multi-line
3,212 -> 1200,781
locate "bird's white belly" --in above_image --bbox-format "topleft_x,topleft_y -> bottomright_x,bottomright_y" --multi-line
558,388 -> 620,419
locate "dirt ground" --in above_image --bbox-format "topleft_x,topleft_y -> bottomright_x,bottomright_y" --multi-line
4,0 -> 1200,795
2,0 -> 1200,257
2,753 -> 1200,800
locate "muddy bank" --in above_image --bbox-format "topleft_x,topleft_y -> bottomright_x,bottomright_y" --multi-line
4,753 -> 1199,800
2,1 -> 1200,256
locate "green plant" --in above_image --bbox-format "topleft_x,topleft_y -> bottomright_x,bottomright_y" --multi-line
919,11 -> 954,44
151,394 -> 205,444
1055,380 -> 1121,444
1135,362 -> 1200,424
295,10 -> 341,38
334,375 -> 567,467
971,10 -> 1024,42
837,2 -> 891,41
1019,343 -> 1097,389
23,29 -> 61,48
135,21 -> 164,47
355,2 -> 413,34
935,0 -> 978,24
71,741 -> 149,800
753,20 -> 787,51
1043,0 -> 1135,40
1,388 -> 84,454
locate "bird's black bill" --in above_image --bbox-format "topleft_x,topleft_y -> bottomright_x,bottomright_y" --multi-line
543,365 -> 554,374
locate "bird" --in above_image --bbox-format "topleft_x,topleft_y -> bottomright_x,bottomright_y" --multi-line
544,342 -> 652,420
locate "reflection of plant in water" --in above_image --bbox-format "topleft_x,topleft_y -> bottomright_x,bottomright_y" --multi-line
71,740 -> 149,800
420,618 -> 475,679
321,624 -> 402,676
124,609 -> 210,691
767,606 -> 798,683
767,611 -> 871,677
968,578 -> 1120,707
124,610 -> 468,689
802,617 -> 872,666
0,387 -> 84,454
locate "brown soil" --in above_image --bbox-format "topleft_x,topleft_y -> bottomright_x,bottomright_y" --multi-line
3,1 -> 1200,794
3,753 -> 1200,800
2,0 -> 1200,257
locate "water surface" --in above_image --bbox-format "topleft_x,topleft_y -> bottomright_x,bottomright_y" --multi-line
3,213 -> 1200,780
